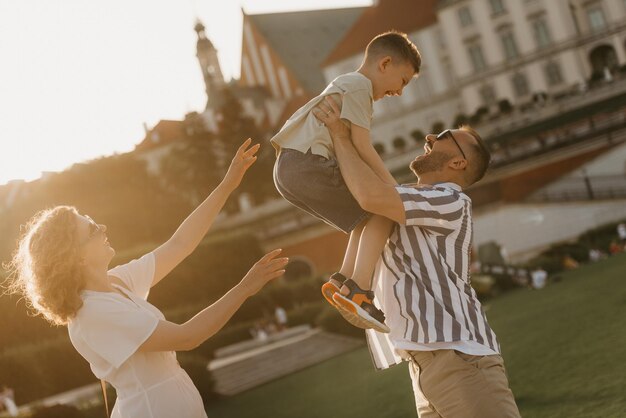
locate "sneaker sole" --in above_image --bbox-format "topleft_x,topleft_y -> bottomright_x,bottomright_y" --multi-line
333,302 -> 370,330
332,293 -> 390,333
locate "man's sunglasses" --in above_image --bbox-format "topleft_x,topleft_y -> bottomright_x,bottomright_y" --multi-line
436,129 -> 467,160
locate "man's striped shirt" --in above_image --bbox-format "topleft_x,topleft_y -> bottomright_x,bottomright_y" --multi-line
366,183 -> 500,370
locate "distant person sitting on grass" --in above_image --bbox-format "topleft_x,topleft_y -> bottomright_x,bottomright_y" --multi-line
314,97 -> 521,418
5,139 -> 288,418
617,222 -> 626,244
609,239 -> 623,255
274,305 -> 288,331
271,31 -> 421,333
562,254 -> 580,270
531,267 -> 548,289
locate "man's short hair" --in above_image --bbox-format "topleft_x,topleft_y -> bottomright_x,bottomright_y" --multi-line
365,31 -> 421,74
459,125 -> 491,184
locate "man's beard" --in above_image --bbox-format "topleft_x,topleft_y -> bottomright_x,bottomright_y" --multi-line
410,150 -> 454,177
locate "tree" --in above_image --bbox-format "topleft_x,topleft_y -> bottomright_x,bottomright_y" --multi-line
160,133 -> 224,206
0,153 -> 189,262
217,86 -> 278,208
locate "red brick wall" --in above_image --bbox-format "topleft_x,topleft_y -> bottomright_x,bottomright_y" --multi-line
280,230 -> 349,276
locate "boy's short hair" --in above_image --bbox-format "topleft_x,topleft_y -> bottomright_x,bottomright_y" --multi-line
365,31 -> 421,74
459,125 -> 491,184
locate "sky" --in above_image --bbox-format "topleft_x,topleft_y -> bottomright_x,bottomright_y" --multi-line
0,0 -> 372,186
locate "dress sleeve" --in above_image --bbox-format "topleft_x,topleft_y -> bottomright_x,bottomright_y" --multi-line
396,185 -> 466,230
108,252 -> 155,300
76,297 -> 159,368
340,88 -> 373,130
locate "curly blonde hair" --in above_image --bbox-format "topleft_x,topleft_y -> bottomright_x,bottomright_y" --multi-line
4,206 -> 86,326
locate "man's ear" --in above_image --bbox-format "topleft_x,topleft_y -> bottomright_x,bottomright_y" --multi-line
378,56 -> 392,72
449,157 -> 468,171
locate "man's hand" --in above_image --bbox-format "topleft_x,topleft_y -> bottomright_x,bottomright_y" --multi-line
313,96 -> 351,142
223,138 -> 260,190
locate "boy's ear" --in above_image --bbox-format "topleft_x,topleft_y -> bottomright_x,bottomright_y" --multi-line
378,56 -> 392,72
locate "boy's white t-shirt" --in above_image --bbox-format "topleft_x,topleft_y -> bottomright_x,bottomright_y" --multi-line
271,71 -> 373,159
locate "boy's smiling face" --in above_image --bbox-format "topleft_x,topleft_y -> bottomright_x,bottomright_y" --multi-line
372,57 -> 417,101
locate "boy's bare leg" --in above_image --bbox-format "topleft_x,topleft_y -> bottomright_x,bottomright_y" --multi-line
335,219 -> 366,284
341,214 -> 393,295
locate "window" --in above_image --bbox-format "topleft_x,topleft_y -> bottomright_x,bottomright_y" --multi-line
532,18 -> 552,49
587,5 -> 607,32
490,0 -> 506,15
431,121 -> 445,133
500,31 -> 519,59
458,6 -> 473,26
468,43 -> 487,72
393,137 -> 406,151
479,84 -> 497,105
544,61 -> 563,86
411,130 -> 425,142
512,73 -> 530,97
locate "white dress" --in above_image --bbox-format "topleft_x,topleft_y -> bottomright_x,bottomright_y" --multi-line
68,253 -> 207,418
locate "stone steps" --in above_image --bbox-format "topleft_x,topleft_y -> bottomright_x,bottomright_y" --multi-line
208,329 -> 363,396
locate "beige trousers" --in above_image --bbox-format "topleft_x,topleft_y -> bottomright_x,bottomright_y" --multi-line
407,349 -> 521,418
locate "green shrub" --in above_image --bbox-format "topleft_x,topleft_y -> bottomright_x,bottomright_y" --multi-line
526,241 -> 590,275
578,218 -> 625,252
285,301 -> 326,327
0,338 -> 93,405
525,255 -> 563,274
147,234 -> 265,311
315,306 -> 366,340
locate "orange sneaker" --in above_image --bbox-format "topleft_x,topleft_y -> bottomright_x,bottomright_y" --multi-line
332,279 -> 390,333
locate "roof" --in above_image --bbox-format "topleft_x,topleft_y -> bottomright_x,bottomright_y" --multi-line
247,6 -> 365,94
135,120 -> 185,152
322,0 -> 438,67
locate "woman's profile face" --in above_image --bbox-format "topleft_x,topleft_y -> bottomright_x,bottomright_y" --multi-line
75,213 -> 115,268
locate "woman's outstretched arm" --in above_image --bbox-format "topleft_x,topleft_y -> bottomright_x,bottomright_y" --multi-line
139,249 -> 288,352
151,138 -> 260,287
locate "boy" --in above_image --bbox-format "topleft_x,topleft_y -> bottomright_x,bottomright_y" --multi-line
271,31 -> 420,333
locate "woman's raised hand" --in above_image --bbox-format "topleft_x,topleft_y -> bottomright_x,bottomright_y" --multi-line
224,138 -> 260,189
239,249 -> 289,297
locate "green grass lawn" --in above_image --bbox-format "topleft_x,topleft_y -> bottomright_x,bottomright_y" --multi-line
204,254 -> 626,418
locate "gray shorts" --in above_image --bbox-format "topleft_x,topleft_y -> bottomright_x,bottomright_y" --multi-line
273,148 -> 370,233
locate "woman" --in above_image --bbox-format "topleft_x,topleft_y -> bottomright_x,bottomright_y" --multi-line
6,139 -> 288,417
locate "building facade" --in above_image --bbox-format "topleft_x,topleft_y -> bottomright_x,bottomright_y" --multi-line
139,1 -> 626,276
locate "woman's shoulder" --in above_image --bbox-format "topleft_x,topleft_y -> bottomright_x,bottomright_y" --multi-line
73,291 -> 130,321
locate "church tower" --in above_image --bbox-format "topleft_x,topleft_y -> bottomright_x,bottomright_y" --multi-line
195,20 -> 225,109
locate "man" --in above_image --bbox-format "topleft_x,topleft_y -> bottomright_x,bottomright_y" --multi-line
314,97 -> 520,418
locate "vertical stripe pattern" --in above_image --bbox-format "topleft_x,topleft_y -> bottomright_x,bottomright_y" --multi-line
367,184 -> 500,370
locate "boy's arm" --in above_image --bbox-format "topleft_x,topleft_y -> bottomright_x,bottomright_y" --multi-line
350,124 -> 397,185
